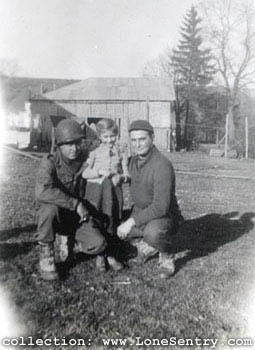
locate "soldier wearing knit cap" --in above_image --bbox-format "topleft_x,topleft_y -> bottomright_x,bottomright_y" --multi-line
117,119 -> 183,278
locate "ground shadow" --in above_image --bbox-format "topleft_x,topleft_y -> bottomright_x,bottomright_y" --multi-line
0,224 -> 37,241
172,211 -> 254,273
0,242 -> 36,260
56,253 -> 93,280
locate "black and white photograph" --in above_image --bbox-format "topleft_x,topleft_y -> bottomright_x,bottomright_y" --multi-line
0,0 -> 255,349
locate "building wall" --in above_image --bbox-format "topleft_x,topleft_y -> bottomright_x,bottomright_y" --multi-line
30,99 -> 173,149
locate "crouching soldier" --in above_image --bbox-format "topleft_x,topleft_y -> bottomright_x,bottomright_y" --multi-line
35,119 -> 107,281
117,120 -> 184,279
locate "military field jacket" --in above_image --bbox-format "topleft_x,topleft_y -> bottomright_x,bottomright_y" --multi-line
35,149 -> 86,210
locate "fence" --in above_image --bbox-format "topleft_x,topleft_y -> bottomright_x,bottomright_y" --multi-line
173,115 -> 255,158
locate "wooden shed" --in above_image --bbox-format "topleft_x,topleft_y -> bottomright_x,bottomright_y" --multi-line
30,77 -> 175,150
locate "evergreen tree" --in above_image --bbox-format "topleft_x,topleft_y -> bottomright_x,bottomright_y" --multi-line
171,6 -> 215,147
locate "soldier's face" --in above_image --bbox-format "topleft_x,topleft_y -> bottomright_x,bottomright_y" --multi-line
130,130 -> 154,157
59,140 -> 82,160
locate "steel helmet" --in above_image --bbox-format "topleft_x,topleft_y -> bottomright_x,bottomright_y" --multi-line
55,119 -> 84,145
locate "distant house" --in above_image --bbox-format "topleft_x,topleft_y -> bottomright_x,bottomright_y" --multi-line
30,77 -> 176,150
0,75 -> 78,148
1,75 -> 79,114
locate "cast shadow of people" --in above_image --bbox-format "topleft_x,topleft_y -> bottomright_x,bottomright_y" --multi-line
172,211 -> 255,274
0,225 -> 37,261
0,224 -> 37,241
0,241 -> 36,261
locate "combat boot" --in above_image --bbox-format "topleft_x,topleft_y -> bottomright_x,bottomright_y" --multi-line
158,252 -> 175,278
107,256 -> 124,271
132,240 -> 158,263
38,242 -> 59,281
96,255 -> 107,272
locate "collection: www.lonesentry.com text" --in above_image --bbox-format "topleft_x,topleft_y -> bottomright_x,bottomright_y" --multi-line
2,336 -> 255,348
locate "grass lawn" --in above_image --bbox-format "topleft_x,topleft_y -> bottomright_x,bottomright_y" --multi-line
0,149 -> 255,349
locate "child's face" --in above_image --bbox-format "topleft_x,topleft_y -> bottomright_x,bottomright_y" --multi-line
100,130 -> 117,147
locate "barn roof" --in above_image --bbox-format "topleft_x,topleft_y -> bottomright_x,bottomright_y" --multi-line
32,77 -> 175,102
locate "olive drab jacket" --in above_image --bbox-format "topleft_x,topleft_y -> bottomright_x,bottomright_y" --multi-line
35,148 -> 87,210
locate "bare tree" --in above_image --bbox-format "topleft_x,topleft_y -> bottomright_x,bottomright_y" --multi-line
142,56 -> 165,78
199,0 -> 255,142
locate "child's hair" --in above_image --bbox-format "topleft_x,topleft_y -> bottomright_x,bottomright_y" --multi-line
96,118 -> 118,136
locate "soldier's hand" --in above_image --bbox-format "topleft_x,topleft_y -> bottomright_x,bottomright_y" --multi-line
76,202 -> 89,222
117,218 -> 136,240
111,174 -> 121,186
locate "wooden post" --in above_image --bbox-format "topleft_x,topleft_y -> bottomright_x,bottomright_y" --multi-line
114,117 -> 120,140
121,103 -> 125,141
169,102 -> 172,152
50,127 -> 55,154
225,114 -> 229,159
89,104 -> 92,119
172,133 -> 176,152
28,86 -> 32,99
146,96 -> 150,121
216,128 -> 219,146
166,129 -> 169,151
29,109 -> 34,149
126,103 -> 131,155
245,116 -> 249,159
126,105 -> 130,131
118,118 -> 121,140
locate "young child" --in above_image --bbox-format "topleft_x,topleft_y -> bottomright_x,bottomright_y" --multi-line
81,118 -> 129,271
82,118 -> 129,238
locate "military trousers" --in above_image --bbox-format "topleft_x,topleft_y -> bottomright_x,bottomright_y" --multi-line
129,207 -> 179,253
36,204 -> 106,255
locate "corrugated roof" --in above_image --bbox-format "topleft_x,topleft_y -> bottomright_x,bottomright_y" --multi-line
32,77 -> 175,101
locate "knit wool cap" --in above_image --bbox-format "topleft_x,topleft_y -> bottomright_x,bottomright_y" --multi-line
128,120 -> 154,133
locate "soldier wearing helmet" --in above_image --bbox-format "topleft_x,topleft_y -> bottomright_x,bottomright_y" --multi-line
35,119 -> 108,280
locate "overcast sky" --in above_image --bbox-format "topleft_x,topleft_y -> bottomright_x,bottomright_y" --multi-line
0,0 -> 197,79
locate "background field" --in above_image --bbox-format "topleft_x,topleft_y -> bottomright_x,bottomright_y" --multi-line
0,150 -> 255,349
